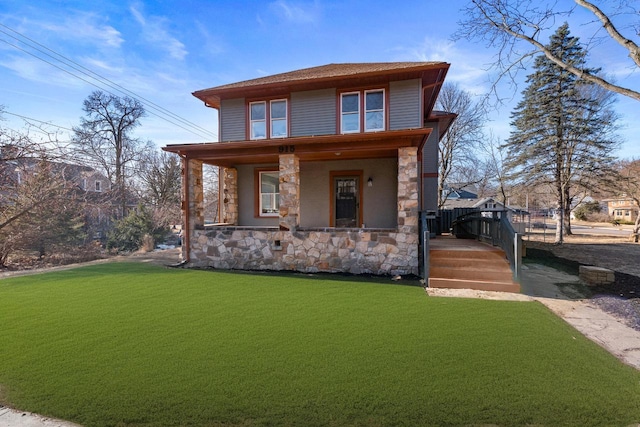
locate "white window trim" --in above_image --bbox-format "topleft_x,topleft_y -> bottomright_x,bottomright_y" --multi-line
259,171 -> 279,217
340,91 -> 361,134
364,89 -> 385,132
250,101 -> 267,140
269,99 -> 288,139
95,181 -> 102,192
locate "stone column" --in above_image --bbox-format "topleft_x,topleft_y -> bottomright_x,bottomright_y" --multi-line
278,154 -> 300,231
397,147 -> 419,234
221,167 -> 238,225
186,159 -> 204,229
181,158 -> 203,261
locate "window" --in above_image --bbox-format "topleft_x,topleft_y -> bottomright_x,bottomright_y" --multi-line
340,89 -> 385,133
250,102 -> 266,139
82,178 -> 87,190
250,99 -> 288,140
341,92 -> 360,133
95,181 -> 102,192
270,100 -> 287,138
365,90 -> 384,131
259,171 -> 279,216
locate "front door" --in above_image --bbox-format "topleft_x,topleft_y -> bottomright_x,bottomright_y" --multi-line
331,172 -> 362,227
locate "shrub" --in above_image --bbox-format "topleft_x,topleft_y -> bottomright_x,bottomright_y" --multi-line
106,204 -> 168,252
573,201 -> 601,221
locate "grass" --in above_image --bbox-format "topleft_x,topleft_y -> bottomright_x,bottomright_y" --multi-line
1,263 -> 639,426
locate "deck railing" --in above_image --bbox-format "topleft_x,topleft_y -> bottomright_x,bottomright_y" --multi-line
451,211 -> 522,280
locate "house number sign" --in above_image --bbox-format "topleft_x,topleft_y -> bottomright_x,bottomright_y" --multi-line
278,145 -> 295,153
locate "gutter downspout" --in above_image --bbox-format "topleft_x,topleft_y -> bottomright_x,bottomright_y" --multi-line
181,154 -> 191,263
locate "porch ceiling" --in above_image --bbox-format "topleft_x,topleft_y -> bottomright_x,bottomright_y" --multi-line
163,128 -> 431,167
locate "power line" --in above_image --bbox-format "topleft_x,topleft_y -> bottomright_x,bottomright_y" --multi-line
0,23 -> 218,141
2,110 -> 74,131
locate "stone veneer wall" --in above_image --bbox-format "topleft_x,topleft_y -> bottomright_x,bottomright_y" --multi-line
185,147 -> 421,276
221,167 -> 238,224
189,227 -> 419,276
278,154 -> 300,231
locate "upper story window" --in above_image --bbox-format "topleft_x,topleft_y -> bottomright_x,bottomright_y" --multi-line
341,92 -> 360,133
340,89 -> 385,134
365,90 -> 384,131
249,99 -> 288,140
95,181 -> 102,192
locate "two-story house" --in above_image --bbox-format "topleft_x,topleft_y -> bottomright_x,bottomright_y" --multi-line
603,195 -> 639,223
163,62 -> 454,276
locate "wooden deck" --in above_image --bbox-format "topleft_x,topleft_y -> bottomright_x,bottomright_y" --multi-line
428,235 -> 521,293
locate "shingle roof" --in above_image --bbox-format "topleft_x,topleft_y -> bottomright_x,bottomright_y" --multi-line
192,62 -> 450,109
201,62 -> 446,91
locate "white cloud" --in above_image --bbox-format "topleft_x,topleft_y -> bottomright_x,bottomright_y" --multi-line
269,1 -> 319,24
129,3 -> 188,61
400,36 -> 494,96
39,13 -> 124,49
0,55 -> 87,88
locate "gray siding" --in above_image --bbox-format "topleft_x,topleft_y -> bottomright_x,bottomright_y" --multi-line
220,98 -> 246,142
290,88 -> 336,137
300,158 -> 397,228
389,79 -> 421,130
421,122 -> 439,212
237,164 -> 279,227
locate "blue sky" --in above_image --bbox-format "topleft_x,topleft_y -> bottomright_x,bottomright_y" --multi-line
1,0 -> 638,158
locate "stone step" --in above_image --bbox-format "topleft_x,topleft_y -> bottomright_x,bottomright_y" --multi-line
428,277 -> 521,293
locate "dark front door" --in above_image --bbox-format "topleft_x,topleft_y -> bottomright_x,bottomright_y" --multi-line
334,176 -> 359,227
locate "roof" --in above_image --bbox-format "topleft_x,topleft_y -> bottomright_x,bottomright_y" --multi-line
193,62 -> 449,110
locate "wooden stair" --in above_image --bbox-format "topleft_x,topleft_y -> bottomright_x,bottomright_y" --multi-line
428,237 -> 520,293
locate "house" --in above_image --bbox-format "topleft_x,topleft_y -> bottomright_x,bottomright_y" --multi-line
0,156 -> 118,240
163,62 -> 454,276
603,196 -> 639,222
442,185 -> 478,201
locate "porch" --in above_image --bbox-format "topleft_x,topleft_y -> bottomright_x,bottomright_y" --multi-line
172,138 -> 427,276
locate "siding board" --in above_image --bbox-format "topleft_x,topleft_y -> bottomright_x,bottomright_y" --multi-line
389,79 -> 421,130
291,89 -> 336,137
220,98 -> 246,142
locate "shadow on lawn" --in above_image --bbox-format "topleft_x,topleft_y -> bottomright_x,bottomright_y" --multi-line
525,247 -> 640,300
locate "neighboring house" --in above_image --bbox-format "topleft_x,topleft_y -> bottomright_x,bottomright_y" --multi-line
603,196 -> 639,222
441,185 -> 478,201
0,158 -> 117,240
163,62 -> 454,276
443,196 -> 515,217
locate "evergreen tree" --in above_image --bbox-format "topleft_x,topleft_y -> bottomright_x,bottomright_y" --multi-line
505,23 -> 619,243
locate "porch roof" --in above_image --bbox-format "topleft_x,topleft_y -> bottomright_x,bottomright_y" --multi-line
163,128 -> 431,167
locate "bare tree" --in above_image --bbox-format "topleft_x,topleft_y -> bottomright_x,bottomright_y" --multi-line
136,149 -> 182,228
73,91 -> 149,218
616,159 -> 640,241
482,134 -> 510,206
435,83 -> 486,208
456,0 -> 640,102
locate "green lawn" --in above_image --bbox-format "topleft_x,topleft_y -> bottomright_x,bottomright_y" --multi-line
0,263 -> 639,427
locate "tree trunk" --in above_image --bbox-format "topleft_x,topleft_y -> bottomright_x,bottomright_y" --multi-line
555,208 -> 563,244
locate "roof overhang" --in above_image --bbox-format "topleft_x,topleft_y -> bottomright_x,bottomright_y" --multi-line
193,63 -> 450,111
163,128 -> 432,167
